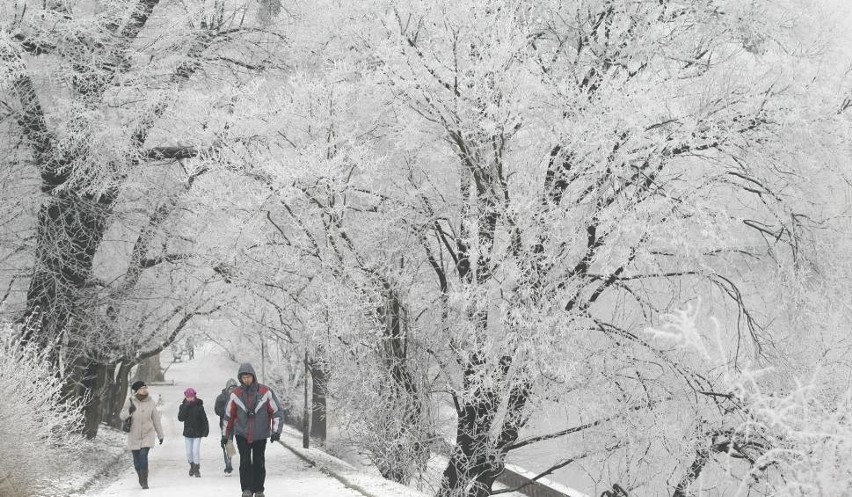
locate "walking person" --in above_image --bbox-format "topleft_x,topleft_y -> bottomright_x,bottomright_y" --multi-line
119,381 -> 164,490
178,387 -> 210,477
186,335 -> 196,360
221,363 -> 285,497
215,378 -> 239,475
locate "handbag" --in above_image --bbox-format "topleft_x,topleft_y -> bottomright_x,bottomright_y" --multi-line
225,440 -> 237,457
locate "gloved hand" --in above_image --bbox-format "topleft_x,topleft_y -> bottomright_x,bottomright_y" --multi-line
270,433 -> 280,443
128,404 -> 136,415
221,436 -> 228,448
159,438 -> 164,445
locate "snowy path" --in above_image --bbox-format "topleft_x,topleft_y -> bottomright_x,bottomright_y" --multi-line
85,349 -> 364,497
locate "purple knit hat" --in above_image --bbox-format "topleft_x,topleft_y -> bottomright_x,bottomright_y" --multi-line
184,387 -> 197,398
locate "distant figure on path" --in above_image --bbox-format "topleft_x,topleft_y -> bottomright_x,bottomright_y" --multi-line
221,363 -> 284,497
186,335 -> 196,360
215,378 -> 239,475
178,387 -> 209,477
120,381 -> 164,489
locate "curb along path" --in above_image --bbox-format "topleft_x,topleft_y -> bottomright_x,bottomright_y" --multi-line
275,427 -> 428,497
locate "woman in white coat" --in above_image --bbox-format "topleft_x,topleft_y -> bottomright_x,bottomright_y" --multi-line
120,381 -> 165,489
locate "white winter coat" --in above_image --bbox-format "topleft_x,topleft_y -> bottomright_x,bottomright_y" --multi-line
119,394 -> 164,451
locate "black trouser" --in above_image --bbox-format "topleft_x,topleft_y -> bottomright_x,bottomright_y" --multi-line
235,435 -> 267,492
131,447 -> 150,472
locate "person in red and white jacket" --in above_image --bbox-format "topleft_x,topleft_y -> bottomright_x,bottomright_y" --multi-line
221,363 -> 284,497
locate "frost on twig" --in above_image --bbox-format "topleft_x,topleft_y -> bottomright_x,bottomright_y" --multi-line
645,305 -> 852,496
0,321 -> 85,497
645,302 -> 721,363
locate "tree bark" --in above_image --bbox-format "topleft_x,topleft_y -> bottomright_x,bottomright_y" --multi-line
75,362 -> 110,439
303,349 -> 311,449
372,278 -> 428,484
104,361 -> 136,428
22,191 -> 117,352
438,354 -> 531,497
310,360 -> 327,441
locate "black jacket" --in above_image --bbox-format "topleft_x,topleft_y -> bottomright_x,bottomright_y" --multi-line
178,398 -> 210,438
214,389 -> 229,420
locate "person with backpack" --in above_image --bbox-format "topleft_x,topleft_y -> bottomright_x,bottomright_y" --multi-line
215,378 -> 239,475
120,381 -> 164,489
178,387 -> 210,477
221,363 -> 284,497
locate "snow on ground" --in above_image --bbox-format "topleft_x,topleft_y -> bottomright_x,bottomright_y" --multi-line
45,427 -> 127,497
72,347 -> 429,497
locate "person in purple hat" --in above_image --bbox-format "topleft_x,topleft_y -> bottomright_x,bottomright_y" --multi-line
178,387 -> 209,477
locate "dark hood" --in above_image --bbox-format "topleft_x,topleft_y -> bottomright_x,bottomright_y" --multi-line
238,363 -> 257,384
221,378 -> 238,394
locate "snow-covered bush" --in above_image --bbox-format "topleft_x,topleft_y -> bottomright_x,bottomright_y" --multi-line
0,322 -> 84,497
646,304 -> 852,496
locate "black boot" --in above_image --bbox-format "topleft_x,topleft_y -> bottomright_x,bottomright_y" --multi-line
194,463 -> 201,478
189,463 -> 195,476
140,470 -> 149,489
136,470 -> 144,488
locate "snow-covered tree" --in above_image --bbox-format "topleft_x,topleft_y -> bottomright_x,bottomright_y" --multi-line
368,0 -> 852,494
0,0 -> 287,436
234,0 -> 852,495
3,1 -> 849,495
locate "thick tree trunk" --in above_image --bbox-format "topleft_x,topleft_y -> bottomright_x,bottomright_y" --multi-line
78,362 -> 109,439
303,350 -> 311,449
439,396 -> 501,497
372,279 -> 429,484
375,372 -> 425,483
22,191 -> 116,439
438,358 -> 531,497
23,192 -> 115,351
102,363 -> 118,426
310,361 -> 327,441
103,361 -> 135,428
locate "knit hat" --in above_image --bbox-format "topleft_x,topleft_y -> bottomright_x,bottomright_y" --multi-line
184,387 -> 197,398
225,378 -> 238,390
131,381 -> 146,392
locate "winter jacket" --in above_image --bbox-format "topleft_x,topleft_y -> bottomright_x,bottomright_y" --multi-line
222,363 -> 284,443
178,398 -> 210,438
120,394 -> 164,451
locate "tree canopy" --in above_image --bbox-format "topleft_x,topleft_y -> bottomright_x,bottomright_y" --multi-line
2,1 -> 851,496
